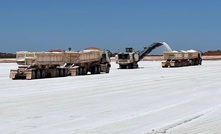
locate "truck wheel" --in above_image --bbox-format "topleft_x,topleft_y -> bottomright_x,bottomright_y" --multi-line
195,60 -> 199,65
60,69 -> 64,77
175,62 -> 181,67
64,69 -> 68,76
190,60 -> 194,65
42,70 -> 46,78
97,66 -> 101,74
56,69 -> 60,77
106,67 -> 110,73
80,68 -> 83,75
36,70 -> 41,79
78,68 -> 83,75
31,70 -> 36,79
90,67 -> 94,74
94,66 -> 98,74
133,63 -> 138,69
199,60 -> 202,65
75,68 -> 79,76
83,68 -> 87,75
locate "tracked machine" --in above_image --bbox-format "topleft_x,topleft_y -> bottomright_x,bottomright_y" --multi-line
10,47 -> 111,80
116,42 -> 172,69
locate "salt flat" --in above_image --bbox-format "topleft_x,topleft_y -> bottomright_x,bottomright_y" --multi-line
0,61 -> 221,134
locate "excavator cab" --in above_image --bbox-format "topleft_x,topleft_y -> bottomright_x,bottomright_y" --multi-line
117,48 -> 134,60
116,47 -> 139,69
118,53 -> 130,60
125,48 -> 133,53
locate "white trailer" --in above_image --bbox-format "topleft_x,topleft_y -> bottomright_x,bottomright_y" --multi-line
10,48 -> 111,80
161,50 -> 202,67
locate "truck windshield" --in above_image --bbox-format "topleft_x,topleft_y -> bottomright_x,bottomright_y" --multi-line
118,54 -> 130,60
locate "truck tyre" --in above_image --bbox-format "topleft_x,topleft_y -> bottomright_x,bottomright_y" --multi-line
175,61 -> 181,67
97,66 -> 101,74
106,66 -> 110,73
195,59 -> 199,65
120,65 -> 125,69
78,68 -> 83,75
80,68 -> 83,75
199,59 -> 202,65
133,63 -> 138,69
90,67 -> 94,74
81,68 -> 84,75
190,60 -> 194,66
42,70 -> 46,78
38,70 -> 41,78
78,68 -> 80,75
83,68 -> 87,75
60,69 -> 64,77
56,69 -> 60,77
36,70 -> 41,79
64,69 -> 68,76
31,70 -> 36,79
75,68 -> 79,76
94,66 -> 98,74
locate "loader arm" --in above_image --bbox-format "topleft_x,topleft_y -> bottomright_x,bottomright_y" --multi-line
138,42 -> 172,61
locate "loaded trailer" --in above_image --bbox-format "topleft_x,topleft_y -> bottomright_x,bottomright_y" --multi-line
10,47 -> 111,80
161,50 -> 202,67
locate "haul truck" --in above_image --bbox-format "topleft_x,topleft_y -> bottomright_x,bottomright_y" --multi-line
10,47 -> 111,80
116,42 -> 172,69
161,50 -> 202,67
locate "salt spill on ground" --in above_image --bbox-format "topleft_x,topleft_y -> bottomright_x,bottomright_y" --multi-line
0,61 -> 221,134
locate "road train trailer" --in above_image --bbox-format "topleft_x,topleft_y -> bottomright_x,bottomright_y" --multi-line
10,47 -> 111,80
161,50 -> 202,67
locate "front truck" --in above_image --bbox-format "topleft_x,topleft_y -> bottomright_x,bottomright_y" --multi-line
10,48 -> 111,80
161,50 -> 202,67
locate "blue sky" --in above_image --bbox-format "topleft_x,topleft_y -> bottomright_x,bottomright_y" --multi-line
0,0 -> 220,53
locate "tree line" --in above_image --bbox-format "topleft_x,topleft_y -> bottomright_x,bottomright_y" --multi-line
0,52 -> 16,58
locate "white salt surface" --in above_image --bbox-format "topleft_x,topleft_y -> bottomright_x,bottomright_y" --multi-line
0,61 -> 221,134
